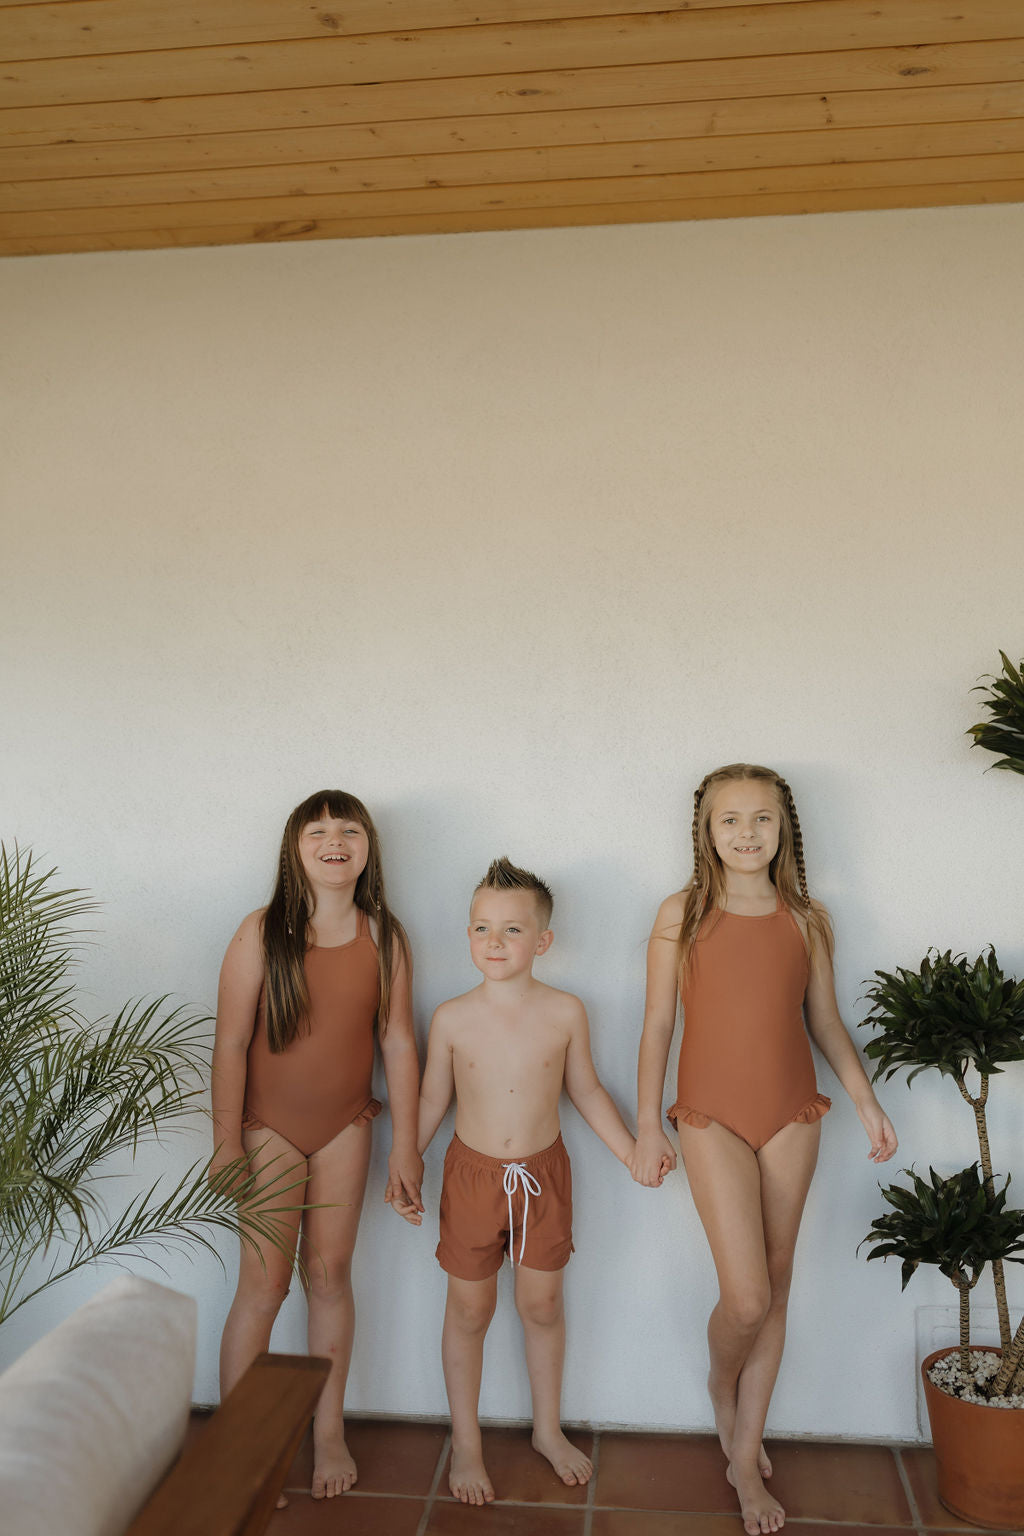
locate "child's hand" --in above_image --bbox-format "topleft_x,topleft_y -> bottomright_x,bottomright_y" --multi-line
207,1142 -> 251,1202
630,1130 -> 677,1187
857,1099 -> 898,1163
386,1190 -> 424,1225
385,1149 -> 425,1222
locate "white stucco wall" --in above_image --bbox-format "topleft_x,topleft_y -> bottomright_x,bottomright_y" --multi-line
2,203 -> 1023,1441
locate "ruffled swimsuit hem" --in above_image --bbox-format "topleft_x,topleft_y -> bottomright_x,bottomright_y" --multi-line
666,1092 -> 831,1139
791,1092 -> 832,1125
241,1094 -> 382,1147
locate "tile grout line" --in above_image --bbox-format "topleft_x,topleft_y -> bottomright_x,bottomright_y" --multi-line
892,1446 -> 925,1534
583,1429 -> 600,1536
414,1428 -> 452,1536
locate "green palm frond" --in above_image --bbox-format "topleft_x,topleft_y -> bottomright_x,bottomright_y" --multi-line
0,844 -> 305,1326
860,948 -> 1024,1083
967,651 -> 1024,774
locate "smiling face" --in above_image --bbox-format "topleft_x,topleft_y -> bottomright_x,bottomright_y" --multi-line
707,778 -> 782,879
297,811 -> 370,894
468,887 -> 552,983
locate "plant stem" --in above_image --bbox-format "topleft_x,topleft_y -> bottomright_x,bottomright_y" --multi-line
991,1313 -> 1024,1398
957,1279 -> 972,1376
954,1069 -> 1012,1351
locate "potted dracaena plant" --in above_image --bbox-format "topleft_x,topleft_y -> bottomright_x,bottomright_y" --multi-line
855,652 -> 1024,1529
0,844 -> 303,1329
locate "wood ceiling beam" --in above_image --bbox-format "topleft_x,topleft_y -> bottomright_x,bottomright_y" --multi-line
0,0 -> 827,62
3,177 -> 1022,256
3,2 -> 1021,110
4,80 -> 1023,184
4,147 -> 1023,237
2,39 -> 1020,149
7,118 -> 1024,211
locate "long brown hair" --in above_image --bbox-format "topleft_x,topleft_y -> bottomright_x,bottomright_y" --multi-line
677,763 -> 833,979
261,790 -> 409,1053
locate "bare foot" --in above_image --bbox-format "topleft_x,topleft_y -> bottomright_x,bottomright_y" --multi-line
311,1424 -> 357,1498
708,1374 -> 771,1477
449,1445 -> 495,1505
727,1462 -> 785,1535
531,1428 -> 593,1486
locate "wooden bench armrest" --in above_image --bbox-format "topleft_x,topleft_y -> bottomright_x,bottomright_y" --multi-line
126,1353 -> 329,1536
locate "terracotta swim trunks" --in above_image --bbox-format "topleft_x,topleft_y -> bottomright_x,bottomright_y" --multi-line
436,1134 -> 573,1281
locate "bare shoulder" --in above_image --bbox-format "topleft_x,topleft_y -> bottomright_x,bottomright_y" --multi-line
530,981 -> 587,1029
229,908 -> 265,952
218,909 -> 266,995
431,986 -> 481,1032
652,889 -> 686,940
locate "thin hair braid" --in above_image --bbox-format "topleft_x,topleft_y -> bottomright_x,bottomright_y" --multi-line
281,855 -> 294,935
777,778 -> 810,906
691,775 -> 711,882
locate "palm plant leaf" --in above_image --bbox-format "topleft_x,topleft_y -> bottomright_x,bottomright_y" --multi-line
0,845 -> 306,1325
2,1151 -> 312,1325
967,651 -> 1024,774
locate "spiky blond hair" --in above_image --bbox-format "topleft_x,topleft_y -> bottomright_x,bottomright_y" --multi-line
473,856 -> 553,928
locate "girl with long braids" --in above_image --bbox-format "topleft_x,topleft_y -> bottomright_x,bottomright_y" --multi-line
631,765 -> 896,1536
211,791 -> 422,1500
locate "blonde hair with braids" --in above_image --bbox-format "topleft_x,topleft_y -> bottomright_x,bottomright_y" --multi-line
261,790 -> 409,1053
677,763 -> 833,979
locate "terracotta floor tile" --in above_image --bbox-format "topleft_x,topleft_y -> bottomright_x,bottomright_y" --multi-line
266,1491 -> 425,1533
345,1419 -> 449,1495
436,1426 -> 592,1505
900,1448 -> 984,1530
284,1416 -> 447,1495
766,1442 -> 911,1525
426,1501 -> 585,1535
593,1510 -> 746,1535
595,1431 -> 734,1513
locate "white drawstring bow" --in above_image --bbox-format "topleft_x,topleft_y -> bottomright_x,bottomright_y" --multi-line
501,1161 -> 542,1265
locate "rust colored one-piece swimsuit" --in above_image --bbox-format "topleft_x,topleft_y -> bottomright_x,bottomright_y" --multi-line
667,890 -> 830,1152
242,909 -> 381,1158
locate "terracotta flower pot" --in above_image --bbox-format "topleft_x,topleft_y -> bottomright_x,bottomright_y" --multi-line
921,1346 -> 1024,1530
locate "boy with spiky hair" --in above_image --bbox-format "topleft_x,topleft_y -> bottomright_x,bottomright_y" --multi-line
389,857 -> 638,1505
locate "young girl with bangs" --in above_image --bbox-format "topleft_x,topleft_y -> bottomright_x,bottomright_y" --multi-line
631,764 -> 897,1536
211,791 -> 422,1500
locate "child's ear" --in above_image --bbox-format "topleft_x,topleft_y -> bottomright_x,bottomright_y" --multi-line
536,929 -> 554,955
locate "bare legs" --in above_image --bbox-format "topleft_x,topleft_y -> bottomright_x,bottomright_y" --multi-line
516,1266 -> 594,1487
219,1124 -> 305,1402
443,1273 -> 498,1504
678,1119 -> 820,1536
442,1264 -> 590,1504
219,1119 -> 373,1501
301,1120 -> 373,1497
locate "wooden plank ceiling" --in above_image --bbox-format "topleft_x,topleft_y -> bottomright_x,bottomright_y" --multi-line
1,1 -> 1023,256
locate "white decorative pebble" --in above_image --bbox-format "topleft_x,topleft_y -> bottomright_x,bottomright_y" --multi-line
927,1349 -> 1024,1409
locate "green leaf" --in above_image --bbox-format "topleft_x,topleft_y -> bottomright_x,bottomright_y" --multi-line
0,845 -> 306,1326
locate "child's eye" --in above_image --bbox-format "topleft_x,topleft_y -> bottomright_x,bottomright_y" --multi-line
507,927 -> 521,934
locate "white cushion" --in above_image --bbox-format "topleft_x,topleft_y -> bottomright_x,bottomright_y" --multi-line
0,1274 -> 196,1536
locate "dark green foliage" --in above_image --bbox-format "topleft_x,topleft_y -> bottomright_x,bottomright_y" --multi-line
860,948 -> 1024,1084
967,652 -> 1024,775
862,1165 -> 1024,1292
